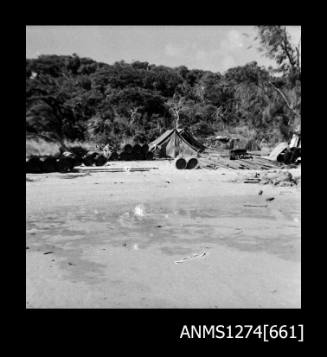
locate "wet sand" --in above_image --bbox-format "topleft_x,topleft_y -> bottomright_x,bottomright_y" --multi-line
26,161 -> 301,308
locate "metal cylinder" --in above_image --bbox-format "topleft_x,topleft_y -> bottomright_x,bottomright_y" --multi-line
186,157 -> 199,169
175,157 -> 187,169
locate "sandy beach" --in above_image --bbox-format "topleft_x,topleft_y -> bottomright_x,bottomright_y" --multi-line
26,160 -> 301,308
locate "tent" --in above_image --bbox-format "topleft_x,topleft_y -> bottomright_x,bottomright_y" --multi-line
265,142 -> 288,161
149,128 -> 206,158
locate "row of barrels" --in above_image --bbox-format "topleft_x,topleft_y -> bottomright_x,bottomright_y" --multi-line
26,151 -> 113,173
106,143 -> 153,161
26,151 -> 82,173
26,143 -> 154,173
175,157 -> 199,170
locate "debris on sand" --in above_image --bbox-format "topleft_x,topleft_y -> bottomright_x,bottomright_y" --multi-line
260,171 -> 299,187
43,251 -> 54,255
244,178 -> 261,183
244,170 -> 300,187
60,172 -> 90,179
26,246 -> 30,250
265,197 -> 275,202
244,204 -> 268,208
200,151 -> 282,170
258,190 -> 263,195
175,251 -> 207,264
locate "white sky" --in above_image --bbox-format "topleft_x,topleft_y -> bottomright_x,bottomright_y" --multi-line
26,26 -> 301,73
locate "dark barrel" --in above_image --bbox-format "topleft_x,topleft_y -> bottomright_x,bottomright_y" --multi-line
94,153 -> 107,166
175,157 -> 187,169
68,146 -> 88,159
145,151 -> 154,160
186,157 -> 199,169
57,156 -> 75,172
26,156 -> 43,173
82,151 -> 97,166
40,156 -> 58,172
108,151 -> 118,161
141,143 -> 149,154
122,144 -> 133,154
132,144 -> 142,155
134,152 -> 144,161
119,152 -> 129,161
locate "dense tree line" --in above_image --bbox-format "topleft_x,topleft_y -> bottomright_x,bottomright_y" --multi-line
26,27 -> 301,148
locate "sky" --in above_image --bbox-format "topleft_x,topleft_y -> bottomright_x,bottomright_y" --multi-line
26,26 -> 301,73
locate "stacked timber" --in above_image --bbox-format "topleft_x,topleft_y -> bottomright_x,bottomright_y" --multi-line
199,150 -> 282,170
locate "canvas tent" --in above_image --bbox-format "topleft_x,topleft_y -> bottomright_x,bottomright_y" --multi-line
149,128 -> 205,158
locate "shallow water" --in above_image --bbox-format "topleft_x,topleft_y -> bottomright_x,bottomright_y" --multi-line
26,194 -> 301,263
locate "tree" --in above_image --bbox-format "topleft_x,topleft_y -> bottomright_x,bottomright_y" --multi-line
167,95 -> 186,129
255,26 -> 301,132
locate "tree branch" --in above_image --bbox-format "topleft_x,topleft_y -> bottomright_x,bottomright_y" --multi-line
267,81 -> 298,116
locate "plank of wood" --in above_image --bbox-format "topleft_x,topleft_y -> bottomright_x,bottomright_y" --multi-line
244,204 -> 268,207
244,179 -> 261,183
75,166 -> 157,173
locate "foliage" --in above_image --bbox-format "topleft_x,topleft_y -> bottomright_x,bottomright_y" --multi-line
26,31 -> 300,147
255,26 -> 301,133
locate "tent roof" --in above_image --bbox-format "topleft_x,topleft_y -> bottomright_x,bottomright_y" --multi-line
149,128 -> 205,158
